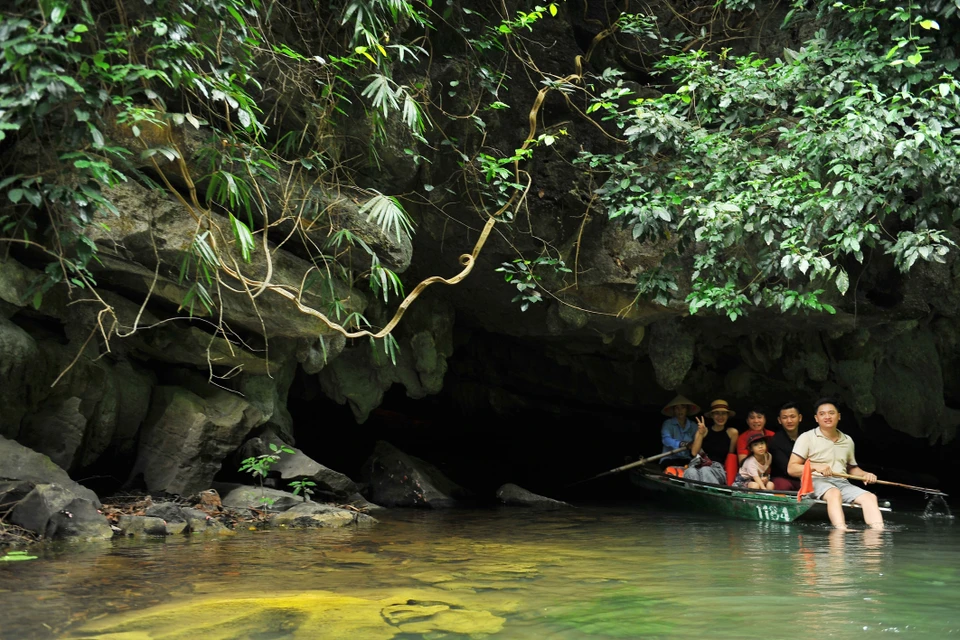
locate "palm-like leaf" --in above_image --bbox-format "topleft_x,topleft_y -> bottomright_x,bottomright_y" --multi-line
359,190 -> 414,242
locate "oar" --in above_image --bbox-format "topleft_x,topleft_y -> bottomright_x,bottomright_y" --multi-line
567,447 -> 687,488
831,472 -> 948,497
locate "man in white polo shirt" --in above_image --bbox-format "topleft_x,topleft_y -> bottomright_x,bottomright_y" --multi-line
787,398 -> 884,530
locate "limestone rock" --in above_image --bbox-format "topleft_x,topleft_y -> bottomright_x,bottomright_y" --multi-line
361,440 -> 469,508
180,507 -> 231,534
17,397 -> 87,471
0,435 -> 100,504
9,484 -> 112,541
648,320 -> 695,390
0,315 -> 39,438
85,180 -> 367,341
117,515 -> 169,536
242,434 -> 364,501
269,502 -> 378,528
318,296 -> 455,422
217,484 -> 306,512
495,484 -> 570,509
131,387 -> 262,495
873,328 -> 960,443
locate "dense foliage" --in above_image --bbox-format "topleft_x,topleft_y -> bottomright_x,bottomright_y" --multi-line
580,0 -> 960,319
4,0 -> 959,332
0,0 -> 422,348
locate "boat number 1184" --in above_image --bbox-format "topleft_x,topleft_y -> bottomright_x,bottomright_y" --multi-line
755,504 -> 790,521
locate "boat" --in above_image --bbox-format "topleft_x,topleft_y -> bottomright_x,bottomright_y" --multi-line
630,467 -> 892,523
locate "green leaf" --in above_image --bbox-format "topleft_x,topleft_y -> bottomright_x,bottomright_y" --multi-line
229,213 -> 255,263
8,189 -> 24,204
835,269 -> 849,296
919,19 -> 939,30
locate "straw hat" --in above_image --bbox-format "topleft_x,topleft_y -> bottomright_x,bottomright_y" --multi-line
661,394 -> 700,417
745,431 -> 769,449
705,399 -> 736,417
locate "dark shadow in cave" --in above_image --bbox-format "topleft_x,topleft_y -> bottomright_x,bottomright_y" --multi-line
288,329 -> 960,506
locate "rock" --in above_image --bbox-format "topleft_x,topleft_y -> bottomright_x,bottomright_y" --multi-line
144,502 -> 190,534
180,507 -> 231,534
648,320 -> 695,390
17,397 -> 87,471
131,387 -> 262,495
0,315 -> 40,439
873,328 -> 960,443
495,484 -> 570,509
85,180 -> 367,341
217,484 -> 306,512
297,334 -> 346,375
269,502 -> 378,528
318,296 -> 455,422
239,360 -> 298,444
361,441 -> 469,508
117,515 -> 170,536
0,435 -> 100,504
243,433 -> 364,501
9,484 -> 112,541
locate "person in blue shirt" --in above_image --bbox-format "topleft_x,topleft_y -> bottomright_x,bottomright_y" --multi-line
659,395 -> 701,467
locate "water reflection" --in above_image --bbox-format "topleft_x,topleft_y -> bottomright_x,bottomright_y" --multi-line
1,507 -> 958,639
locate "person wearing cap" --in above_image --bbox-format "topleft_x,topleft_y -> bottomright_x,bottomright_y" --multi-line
659,395 -> 700,467
734,431 -> 775,489
683,399 -> 739,484
736,406 -> 775,463
787,398 -> 883,530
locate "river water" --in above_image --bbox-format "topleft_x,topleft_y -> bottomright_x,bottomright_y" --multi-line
2,505 -> 957,639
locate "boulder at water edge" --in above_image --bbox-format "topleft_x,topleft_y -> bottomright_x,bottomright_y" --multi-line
238,433 -> 372,507
496,483 -> 570,509
361,440 -> 470,508
0,436 -> 111,540
269,502 -> 378,529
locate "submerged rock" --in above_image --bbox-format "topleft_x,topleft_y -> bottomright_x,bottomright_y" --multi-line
269,502 -> 377,528
117,515 -> 169,537
495,484 -> 570,509
361,440 -> 469,508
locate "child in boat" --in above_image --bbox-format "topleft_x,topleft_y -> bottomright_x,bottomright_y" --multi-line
735,432 -> 775,490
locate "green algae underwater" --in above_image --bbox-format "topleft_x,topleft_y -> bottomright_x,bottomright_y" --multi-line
2,507 -> 959,639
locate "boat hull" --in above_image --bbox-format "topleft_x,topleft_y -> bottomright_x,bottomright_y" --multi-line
631,469 -> 813,522
630,469 -> 892,523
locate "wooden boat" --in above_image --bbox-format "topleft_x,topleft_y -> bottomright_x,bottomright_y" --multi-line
630,467 -> 892,523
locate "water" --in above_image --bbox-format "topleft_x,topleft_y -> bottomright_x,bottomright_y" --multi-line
2,506 -> 958,639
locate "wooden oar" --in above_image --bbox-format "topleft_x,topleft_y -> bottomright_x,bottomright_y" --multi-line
567,447 -> 687,487
832,472 -> 948,497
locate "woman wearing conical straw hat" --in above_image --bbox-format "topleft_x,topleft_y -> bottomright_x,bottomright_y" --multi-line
659,394 -> 700,468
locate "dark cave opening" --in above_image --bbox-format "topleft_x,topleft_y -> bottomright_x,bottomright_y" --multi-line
286,328 -> 960,506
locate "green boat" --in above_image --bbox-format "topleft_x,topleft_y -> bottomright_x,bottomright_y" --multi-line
630,467 -> 892,523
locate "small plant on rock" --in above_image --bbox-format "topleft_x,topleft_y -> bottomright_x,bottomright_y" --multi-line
239,443 -> 295,507
288,480 -> 317,502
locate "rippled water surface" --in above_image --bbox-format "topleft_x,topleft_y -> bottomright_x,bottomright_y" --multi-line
2,506 -> 958,639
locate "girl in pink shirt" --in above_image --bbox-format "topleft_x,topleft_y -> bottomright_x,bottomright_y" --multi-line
735,432 -> 775,490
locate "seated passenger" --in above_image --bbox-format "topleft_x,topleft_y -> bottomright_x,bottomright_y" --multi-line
736,406 -> 775,463
770,401 -> 808,490
659,395 -> 700,468
683,399 -> 739,484
734,432 -> 775,490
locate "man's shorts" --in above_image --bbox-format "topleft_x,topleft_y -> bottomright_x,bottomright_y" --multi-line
812,476 -> 867,502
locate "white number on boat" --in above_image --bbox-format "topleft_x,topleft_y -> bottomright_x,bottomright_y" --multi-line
754,504 -> 790,521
